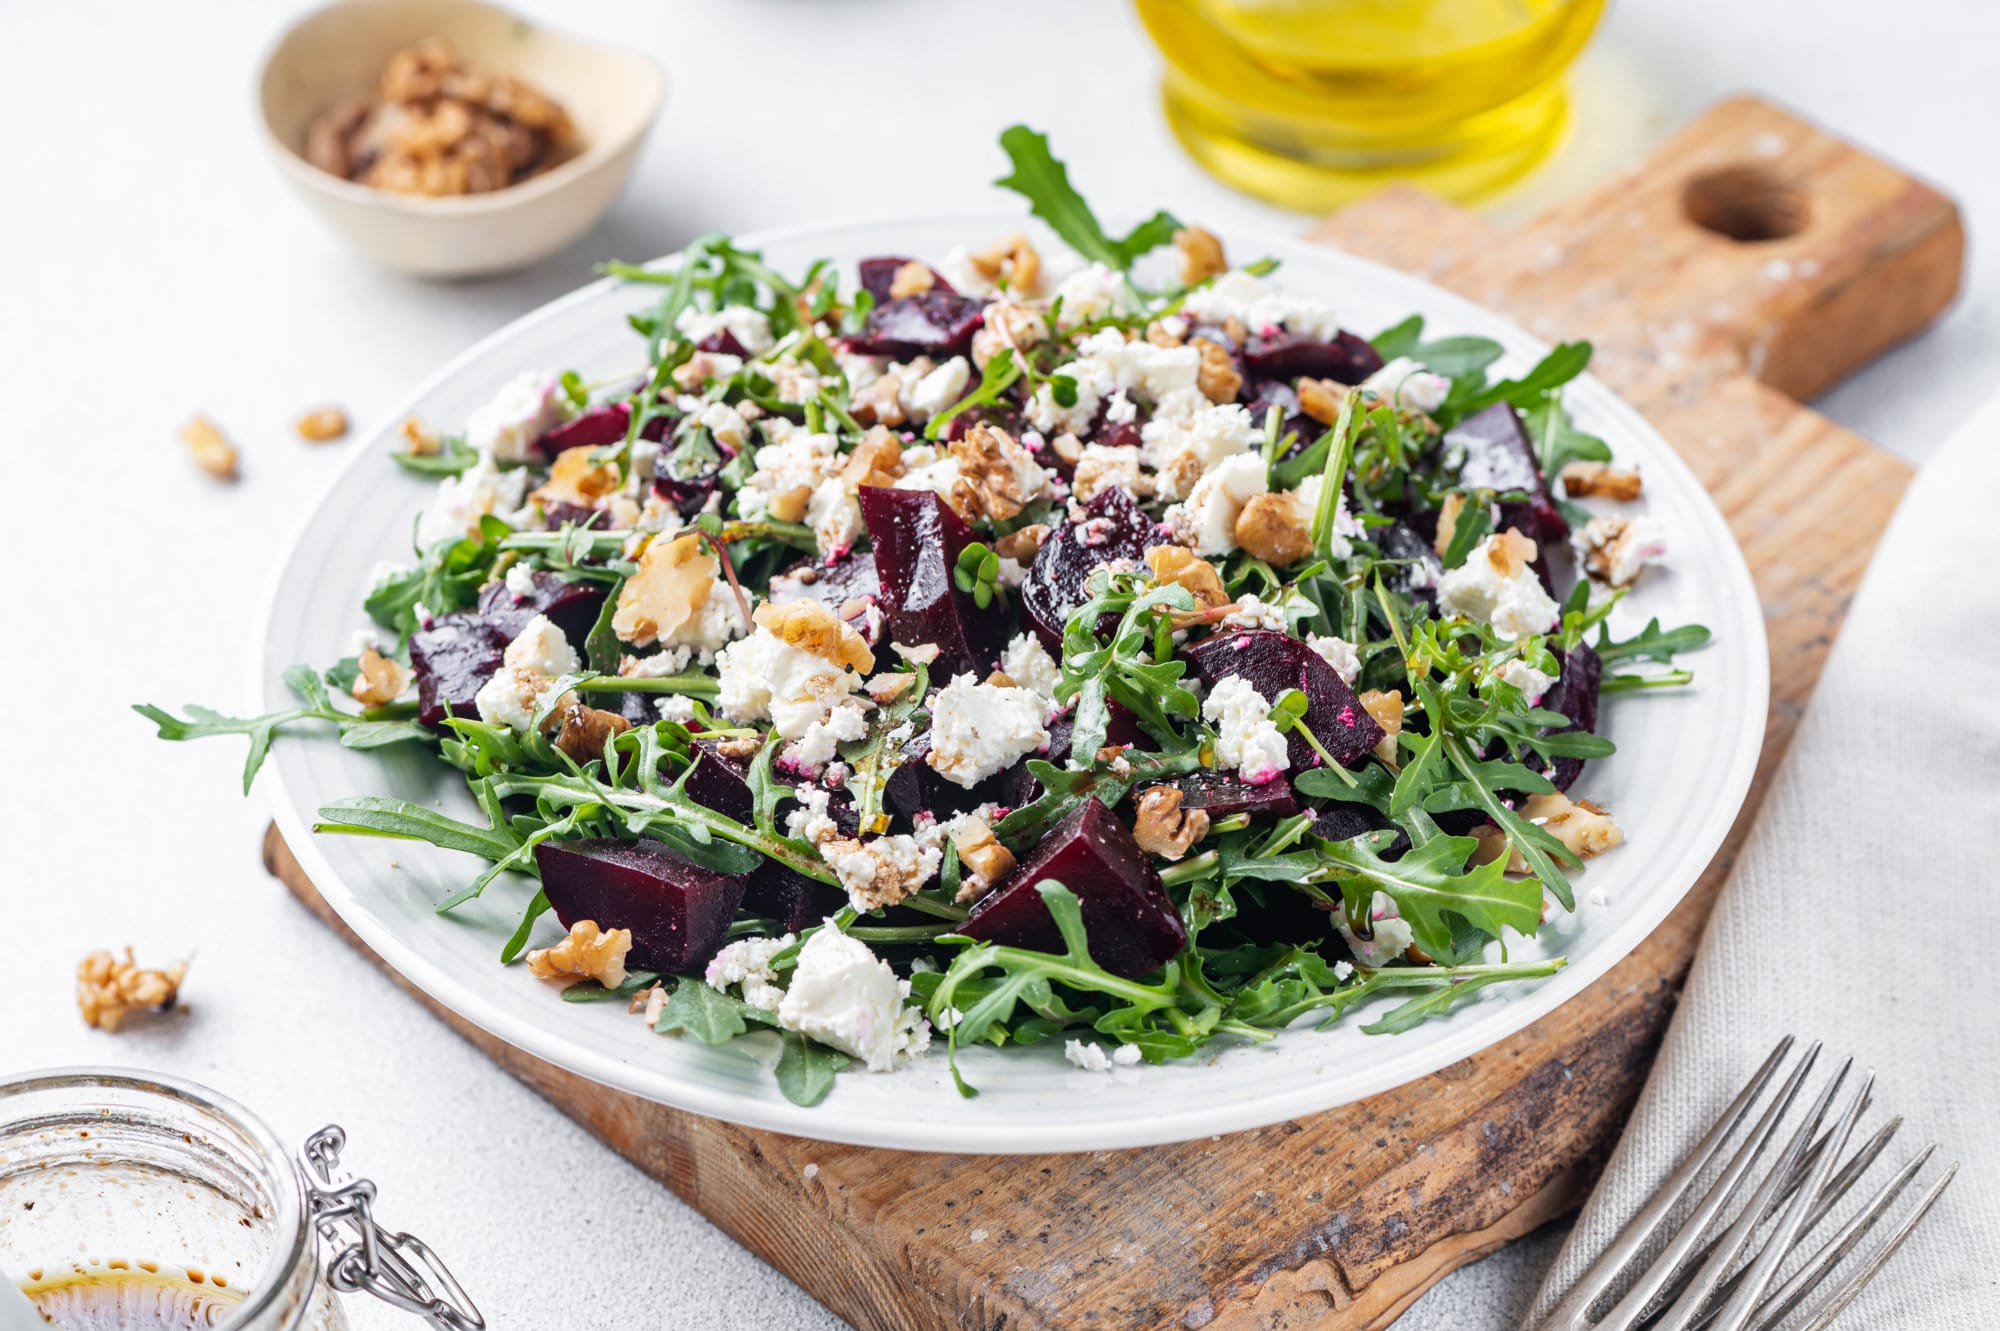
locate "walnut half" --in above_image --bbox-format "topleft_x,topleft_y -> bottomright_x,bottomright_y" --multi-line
526,920 -> 632,988
77,949 -> 187,1032
1234,492 -> 1313,566
1133,786 -> 1210,860
948,816 -> 1016,903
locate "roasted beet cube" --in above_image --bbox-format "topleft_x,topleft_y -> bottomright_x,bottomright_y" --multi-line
652,467 -> 721,518
408,613 -> 508,728
1171,769 -> 1299,820
769,551 -> 882,619
1376,521 -> 1444,600
1241,330 -> 1382,385
860,486 -> 1002,679
960,799 -> 1186,978
1446,403 -> 1569,548
538,402 -> 631,455
534,838 -> 747,974
1537,642 -> 1602,792
1021,486 -> 1159,651
883,732 -> 1013,825
476,570 -> 606,653
743,860 -> 846,934
1185,629 -> 1385,770
696,329 -> 751,358
681,742 -> 754,824
858,256 -> 955,303
849,291 -> 985,358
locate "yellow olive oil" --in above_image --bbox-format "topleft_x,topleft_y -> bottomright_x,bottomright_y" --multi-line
19,1266 -> 246,1329
1134,0 -> 1606,210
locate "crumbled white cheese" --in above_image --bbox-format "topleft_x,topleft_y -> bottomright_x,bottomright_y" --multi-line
655,694 -> 700,723
714,622 -> 866,743
471,614 -> 580,732
1338,892 -> 1415,967
705,933 -> 796,1011
503,563 -> 538,600
900,356 -> 971,423
1289,474 -> 1361,560
1222,593 -> 1287,632
1492,657 -> 1557,703
806,480 -> 865,558
791,697 -> 870,769
1307,634 -> 1363,685
758,356 -> 824,404
1573,515 -> 1668,588
698,401 -> 753,452
415,456 -> 531,549
1071,443 -> 1144,504
1104,389 -> 1138,424
466,371 -> 569,464
785,786 -> 840,847
739,426 -> 841,522
999,633 -> 1063,703
675,304 -> 775,356
1202,676 -> 1290,785
1437,534 -> 1561,640
1052,263 -> 1136,326
659,578 -> 747,661
1141,391 -> 1262,501
1112,1043 -> 1142,1067
1179,269 -> 1342,343
1065,1039 -> 1112,1072
1027,329 -> 1201,437
823,833 -> 943,912
776,927 -> 930,1072
1165,453 -> 1268,555
1332,960 -> 1356,982
1359,357 -> 1451,415
927,673 -> 1051,788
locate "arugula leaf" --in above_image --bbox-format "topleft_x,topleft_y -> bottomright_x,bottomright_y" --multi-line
995,126 -> 1180,273
390,434 -> 477,478
927,349 -> 1021,440
1521,397 -> 1611,482
312,796 -> 521,861
1318,832 -> 1543,959
1413,336 -> 1505,381
561,970 -> 663,1004
775,1031 -> 849,1107
1597,617 -> 1713,666
1456,341 -> 1593,416
653,979 -> 772,1044
1371,315 -> 1424,360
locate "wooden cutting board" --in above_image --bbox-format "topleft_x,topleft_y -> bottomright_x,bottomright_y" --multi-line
265,97 -> 1960,1330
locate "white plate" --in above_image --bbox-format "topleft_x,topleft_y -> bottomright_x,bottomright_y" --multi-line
258,214 -> 1768,1154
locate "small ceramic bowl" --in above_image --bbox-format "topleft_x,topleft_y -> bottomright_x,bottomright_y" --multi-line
259,0 -> 665,278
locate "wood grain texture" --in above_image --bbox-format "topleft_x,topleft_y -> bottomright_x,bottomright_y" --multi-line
266,97 -> 1960,1330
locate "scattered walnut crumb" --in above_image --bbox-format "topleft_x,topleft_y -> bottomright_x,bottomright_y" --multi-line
715,736 -> 762,761
1234,492 -> 1313,566
551,700 -> 632,763
947,423 -> 1041,522
1133,786 -> 1210,861
613,532 -> 717,647
1296,378 -> 1349,427
968,233 -> 1042,295
351,646 -> 411,707
534,445 -> 622,509
1173,226 -> 1228,285
948,816 -> 1016,903
1573,515 -> 1664,588
1433,492 -> 1467,557
993,524 -> 1048,563
525,920 -> 632,988
179,415 -> 239,481
1476,793 -> 1624,871
1561,461 -> 1643,501
766,484 -> 813,524
985,670 -> 1017,688
1487,528 -> 1539,579
77,949 -> 187,1032
971,300 -> 1048,371
1146,544 -> 1228,609
1153,448 -> 1206,503
891,641 -> 941,666
295,406 -> 349,443
1071,450 -> 1136,505
1049,432 -> 1084,467
888,260 -> 935,299
754,598 -> 876,674
1192,336 -> 1242,404
399,414 -> 441,456
1359,689 -> 1404,766
850,372 -> 907,428
866,673 -> 916,704
1145,319 -> 1185,349
842,426 -> 904,491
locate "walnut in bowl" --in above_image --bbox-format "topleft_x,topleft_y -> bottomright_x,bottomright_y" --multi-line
259,1 -> 664,277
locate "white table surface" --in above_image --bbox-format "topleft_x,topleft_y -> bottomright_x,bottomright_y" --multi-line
4,2 -> 1990,1326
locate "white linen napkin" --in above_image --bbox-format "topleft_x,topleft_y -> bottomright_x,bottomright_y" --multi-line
1529,398 -> 2000,1326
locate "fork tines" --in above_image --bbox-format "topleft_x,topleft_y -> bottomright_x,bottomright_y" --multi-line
1533,1036 -> 1958,1331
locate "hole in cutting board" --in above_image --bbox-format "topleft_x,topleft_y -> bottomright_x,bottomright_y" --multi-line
1682,165 -> 1810,242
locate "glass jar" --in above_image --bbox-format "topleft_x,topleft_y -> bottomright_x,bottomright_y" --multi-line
0,1070 -> 478,1331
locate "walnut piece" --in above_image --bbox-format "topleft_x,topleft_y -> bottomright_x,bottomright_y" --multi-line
1574,515 -> 1664,587
1071,450 -> 1139,505
850,372 -> 907,428
534,445 -> 622,508
525,920 -> 632,988
179,415 -> 239,481
1477,793 -> 1624,871
866,673 -> 917,704
295,406 -> 349,443
351,646 -> 411,707
947,423 -> 1042,522
1173,226 -> 1228,285
613,533 -> 717,647
1487,528 -> 1539,579
1145,319 -> 1186,349
1192,336 -> 1243,405
766,484 -> 812,524
1049,432 -> 1084,467
841,426 -> 904,491
1433,492 -> 1467,557
971,300 -> 1048,371
754,598 -> 875,674
968,233 -> 1042,295
715,736 -> 762,761
1561,461 -> 1643,501
948,816 -> 1016,903
888,260 -> 935,299
1146,544 -> 1228,609
552,700 -> 632,763
77,949 -> 187,1032
1234,492 -> 1313,566
1296,378 -> 1348,427
1358,689 -> 1404,765
399,414 -> 441,456
993,524 -> 1049,562
1132,785 -> 1210,861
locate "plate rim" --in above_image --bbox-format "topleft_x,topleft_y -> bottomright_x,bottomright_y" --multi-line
254,211 -> 1771,1153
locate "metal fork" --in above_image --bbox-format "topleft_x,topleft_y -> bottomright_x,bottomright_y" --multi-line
1531,1037 -> 1957,1331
